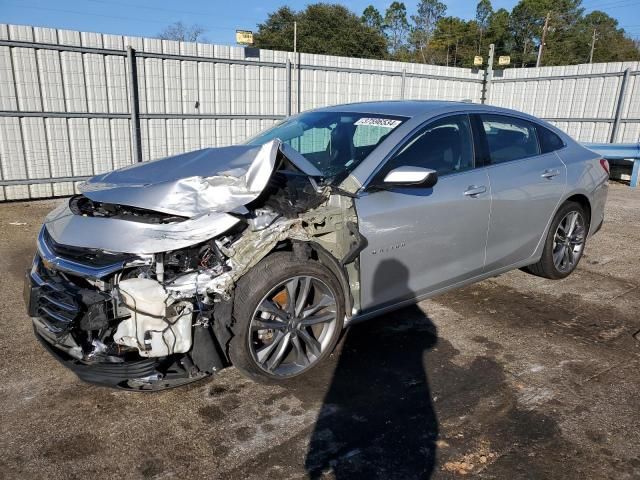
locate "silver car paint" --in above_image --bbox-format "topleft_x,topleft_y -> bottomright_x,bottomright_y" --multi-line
482,151 -> 567,272
41,100 -> 607,319
356,167 -> 492,310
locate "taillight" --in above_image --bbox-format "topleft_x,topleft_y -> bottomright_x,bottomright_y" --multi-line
599,158 -> 610,176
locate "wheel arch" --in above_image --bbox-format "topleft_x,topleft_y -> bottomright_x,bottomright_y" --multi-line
564,193 -> 592,234
268,239 -> 354,321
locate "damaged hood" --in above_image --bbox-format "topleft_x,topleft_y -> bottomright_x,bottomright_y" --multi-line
80,139 -> 322,218
44,139 -> 324,255
81,140 -> 277,218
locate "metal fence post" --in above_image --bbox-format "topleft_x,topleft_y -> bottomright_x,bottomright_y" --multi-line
296,52 -> 301,114
401,69 -> 406,99
481,43 -> 495,104
610,68 -> 630,143
126,46 -> 143,163
286,58 -> 292,116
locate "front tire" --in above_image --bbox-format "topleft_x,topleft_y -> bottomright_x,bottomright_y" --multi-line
524,201 -> 588,279
229,251 -> 344,383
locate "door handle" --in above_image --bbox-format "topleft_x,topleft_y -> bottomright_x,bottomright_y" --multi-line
541,169 -> 561,179
464,185 -> 487,197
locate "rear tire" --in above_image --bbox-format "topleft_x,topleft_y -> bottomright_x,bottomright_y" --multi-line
229,251 -> 344,383
524,201 -> 587,279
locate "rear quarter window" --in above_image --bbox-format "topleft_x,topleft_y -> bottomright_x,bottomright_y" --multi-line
536,125 -> 565,153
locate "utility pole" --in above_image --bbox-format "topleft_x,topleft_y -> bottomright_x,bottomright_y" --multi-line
293,21 -> 298,113
293,21 -> 297,59
589,28 -> 597,63
536,12 -> 550,68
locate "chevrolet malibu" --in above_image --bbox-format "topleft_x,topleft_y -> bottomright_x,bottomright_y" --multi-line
25,101 -> 609,390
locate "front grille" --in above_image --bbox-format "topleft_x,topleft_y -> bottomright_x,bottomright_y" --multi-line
31,257 -> 114,334
42,228 -> 131,267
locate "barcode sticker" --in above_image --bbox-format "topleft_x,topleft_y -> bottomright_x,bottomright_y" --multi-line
354,118 -> 402,128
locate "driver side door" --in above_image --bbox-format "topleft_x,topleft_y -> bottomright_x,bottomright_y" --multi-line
355,114 -> 491,312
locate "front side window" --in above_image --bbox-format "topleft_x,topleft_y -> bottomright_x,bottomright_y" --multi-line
481,114 -> 541,164
246,111 -> 407,183
382,114 -> 475,177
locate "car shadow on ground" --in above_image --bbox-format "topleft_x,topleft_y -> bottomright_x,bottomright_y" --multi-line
304,259 -> 439,479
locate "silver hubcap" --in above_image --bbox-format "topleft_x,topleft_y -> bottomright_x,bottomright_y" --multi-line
249,275 -> 338,377
553,210 -> 586,273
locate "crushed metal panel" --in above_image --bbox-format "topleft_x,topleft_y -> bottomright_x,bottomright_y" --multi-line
44,203 -> 241,254
80,139 -> 281,217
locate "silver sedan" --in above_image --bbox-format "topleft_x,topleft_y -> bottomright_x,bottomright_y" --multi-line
26,101 -> 609,389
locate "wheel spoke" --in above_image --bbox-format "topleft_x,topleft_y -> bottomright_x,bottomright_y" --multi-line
252,318 -> 288,330
302,295 -> 335,318
553,245 -> 566,267
266,332 -> 291,371
562,245 -> 571,268
257,300 -> 288,320
256,331 -> 285,364
291,335 -> 310,367
567,212 -> 578,236
285,278 -> 299,315
301,312 -> 335,327
298,329 -> 321,358
295,277 -> 312,316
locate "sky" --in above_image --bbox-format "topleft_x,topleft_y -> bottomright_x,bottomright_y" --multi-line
1,0 -> 639,45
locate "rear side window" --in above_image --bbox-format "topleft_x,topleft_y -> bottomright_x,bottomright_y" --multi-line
536,125 -> 565,153
481,114 -> 540,164
384,114 -> 474,176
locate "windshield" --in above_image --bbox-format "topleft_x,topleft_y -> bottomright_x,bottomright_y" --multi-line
246,111 -> 407,183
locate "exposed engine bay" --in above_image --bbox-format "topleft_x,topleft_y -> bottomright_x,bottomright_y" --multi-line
26,139 -> 364,390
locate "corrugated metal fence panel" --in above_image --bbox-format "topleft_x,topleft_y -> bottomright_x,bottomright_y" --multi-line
488,61 -> 640,143
1,22 -> 638,200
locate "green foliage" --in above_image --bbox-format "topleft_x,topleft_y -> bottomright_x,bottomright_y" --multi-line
253,1 -> 640,67
384,2 -> 411,57
253,4 -> 387,59
409,0 -> 447,62
362,5 -> 385,34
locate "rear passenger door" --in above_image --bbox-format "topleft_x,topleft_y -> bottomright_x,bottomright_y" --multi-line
478,114 -> 567,271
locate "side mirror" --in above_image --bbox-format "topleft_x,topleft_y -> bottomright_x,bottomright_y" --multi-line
377,166 -> 438,189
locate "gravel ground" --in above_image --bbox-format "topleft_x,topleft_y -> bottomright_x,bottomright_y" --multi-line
0,182 -> 639,479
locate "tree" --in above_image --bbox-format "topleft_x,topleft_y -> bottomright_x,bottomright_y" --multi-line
158,22 -> 206,42
385,2 -> 411,58
253,4 -> 387,59
431,17 -> 475,67
252,6 -> 297,52
362,5 -> 385,34
410,0 -> 447,62
568,11 -> 640,63
485,8 -> 513,58
475,0 -> 493,53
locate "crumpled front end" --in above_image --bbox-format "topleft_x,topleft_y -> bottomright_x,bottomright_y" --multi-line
25,139 -> 363,390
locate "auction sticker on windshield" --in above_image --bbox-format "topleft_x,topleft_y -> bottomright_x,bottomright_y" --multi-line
354,117 -> 403,128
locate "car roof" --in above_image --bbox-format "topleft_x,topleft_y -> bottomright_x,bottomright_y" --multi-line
311,100 -> 536,120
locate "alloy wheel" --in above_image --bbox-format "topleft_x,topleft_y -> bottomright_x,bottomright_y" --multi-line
249,275 -> 338,377
552,210 -> 586,273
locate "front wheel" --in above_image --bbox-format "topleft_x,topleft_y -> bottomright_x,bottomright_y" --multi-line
229,251 -> 344,383
524,201 -> 588,279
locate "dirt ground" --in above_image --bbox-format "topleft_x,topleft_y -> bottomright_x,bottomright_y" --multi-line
0,182 -> 639,479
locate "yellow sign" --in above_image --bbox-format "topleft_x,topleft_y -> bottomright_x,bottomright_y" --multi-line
498,55 -> 511,66
473,56 -> 483,66
235,30 -> 254,45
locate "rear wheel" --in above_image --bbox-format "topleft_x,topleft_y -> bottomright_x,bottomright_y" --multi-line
229,251 -> 344,383
524,201 -> 587,279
